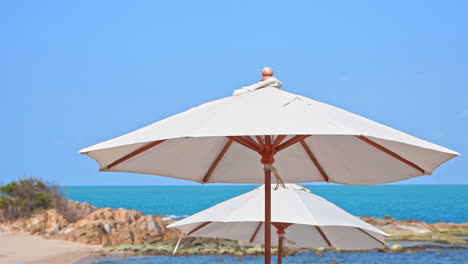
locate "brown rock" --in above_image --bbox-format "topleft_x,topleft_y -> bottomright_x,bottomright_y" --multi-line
109,230 -> 134,245
3,200 -> 466,252
361,216 -> 468,245
62,200 -> 97,221
431,222 -> 468,234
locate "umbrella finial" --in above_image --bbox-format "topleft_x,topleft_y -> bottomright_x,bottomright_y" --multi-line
261,67 -> 274,81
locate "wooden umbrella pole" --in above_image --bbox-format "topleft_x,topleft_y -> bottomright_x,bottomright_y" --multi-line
260,70 -> 275,264
264,168 -> 272,264
262,135 -> 274,264
272,223 -> 292,264
278,233 -> 283,264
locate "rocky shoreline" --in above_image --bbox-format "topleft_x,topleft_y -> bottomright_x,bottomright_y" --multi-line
1,200 -> 467,257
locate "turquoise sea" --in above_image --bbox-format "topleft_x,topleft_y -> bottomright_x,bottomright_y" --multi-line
65,185 -> 468,264
64,185 -> 468,223
87,250 -> 468,264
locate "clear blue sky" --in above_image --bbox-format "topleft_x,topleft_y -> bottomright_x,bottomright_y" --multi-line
1,1 -> 467,186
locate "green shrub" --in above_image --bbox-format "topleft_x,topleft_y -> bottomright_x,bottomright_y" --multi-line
0,196 -> 13,209
0,178 -> 66,221
0,182 -> 18,195
34,191 -> 53,210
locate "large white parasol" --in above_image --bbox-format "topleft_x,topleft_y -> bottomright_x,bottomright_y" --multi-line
80,68 -> 458,264
168,184 -> 388,264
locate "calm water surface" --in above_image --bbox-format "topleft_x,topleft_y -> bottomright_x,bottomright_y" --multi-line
91,250 -> 468,264
64,185 -> 468,223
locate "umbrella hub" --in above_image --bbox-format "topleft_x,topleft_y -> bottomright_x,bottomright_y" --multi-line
260,145 -> 275,164
273,223 -> 292,235
260,135 -> 276,164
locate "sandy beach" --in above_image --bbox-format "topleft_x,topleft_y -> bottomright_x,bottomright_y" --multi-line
0,232 -> 99,264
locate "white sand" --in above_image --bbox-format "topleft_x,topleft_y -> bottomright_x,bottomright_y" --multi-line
0,232 -> 100,264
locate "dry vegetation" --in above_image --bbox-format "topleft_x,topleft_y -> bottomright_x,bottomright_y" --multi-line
0,178 -> 83,222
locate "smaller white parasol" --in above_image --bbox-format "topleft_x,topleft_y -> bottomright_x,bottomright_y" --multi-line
168,184 -> 388,263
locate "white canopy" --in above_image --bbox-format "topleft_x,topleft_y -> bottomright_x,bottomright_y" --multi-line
80,81 -> 458,185
168,184 -> 388,250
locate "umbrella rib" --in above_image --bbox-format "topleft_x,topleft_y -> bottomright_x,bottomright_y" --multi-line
314,226 -> 332,247
272,135 -> 287,150
249,222 -> 263,243
299,140 -> 329,182
227,136 -> 260,152
356,136 -> 426,174
255,136 -> 265,152
187,222 -> 212,236
202,139 -> 233,183
105,140 -> 166,170
275,135 -> 310,152
356,227 -> 386,246
243,136 -> 261,150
